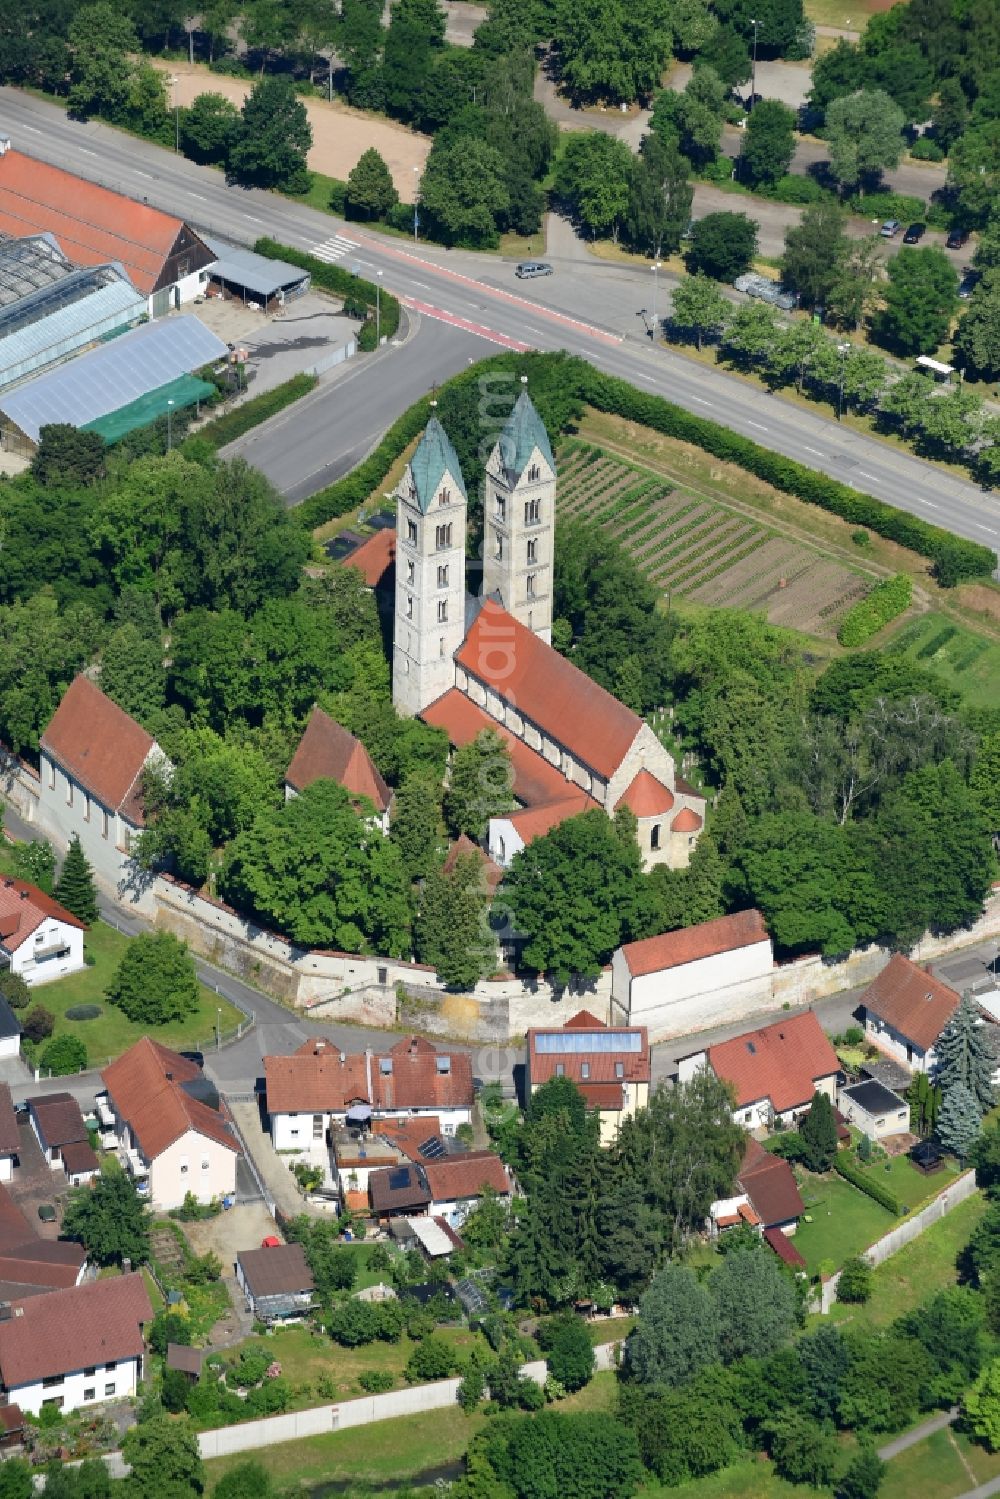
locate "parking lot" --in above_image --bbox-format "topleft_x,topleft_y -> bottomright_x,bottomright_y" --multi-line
189,291 -> 361,395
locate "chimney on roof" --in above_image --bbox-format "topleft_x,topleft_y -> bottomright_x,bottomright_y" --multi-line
409,1040 -> 418,1056
339,1052 -> 346,1064
0,138 -> 10,158
18,890 -> 27,901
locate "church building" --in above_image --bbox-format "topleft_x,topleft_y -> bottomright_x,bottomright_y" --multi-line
390,383 -> 705,872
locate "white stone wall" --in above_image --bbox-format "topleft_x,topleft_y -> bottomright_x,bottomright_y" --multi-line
611,938 -> 774,1039
150,1128 -> 237,1211
392,462 -> 467,717
13,1355 -> 139,1417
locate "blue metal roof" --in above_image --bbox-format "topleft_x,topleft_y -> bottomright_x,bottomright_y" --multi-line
202,236 -> 310,300
497,388 -> 554,479
409,416 -> 467,513
0,275 -> 146,392
0,314 -> 228,441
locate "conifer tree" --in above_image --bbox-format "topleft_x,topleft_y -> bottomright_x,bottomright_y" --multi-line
937,1082 -> 982,1162
934,993 -> 997,1114
54,834 -> 99,926
799,1091 -> 839,1173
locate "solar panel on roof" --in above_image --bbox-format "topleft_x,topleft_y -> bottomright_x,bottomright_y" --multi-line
534,1031 -> 643,1054
419,1136 -> 445,1159
388,1167 -> 411,1190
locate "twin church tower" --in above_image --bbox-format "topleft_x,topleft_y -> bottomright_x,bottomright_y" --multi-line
392,382 -> 556,717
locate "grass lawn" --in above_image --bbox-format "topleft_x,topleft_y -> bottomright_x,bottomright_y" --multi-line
29,920 -> 243,1070
793,1172 -> 896,1274
878,1153 -> 960,1212
886,611 -> 1000,709
589,1315 -> 636,1345
646,1457 -> 812,1498
828,1190 -> 985,1328
233,1320 -> 487,1405
881,1426 -> 1000,1499
804,0 -> 896,31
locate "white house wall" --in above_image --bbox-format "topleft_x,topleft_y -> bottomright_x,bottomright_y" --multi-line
864,1013 -> 933,1074
610,939 -> 774,1040
8,917 -> 84,988
35,754 -> 143,900
150,1128 -> 237,1211
13,1354 -> 140,1417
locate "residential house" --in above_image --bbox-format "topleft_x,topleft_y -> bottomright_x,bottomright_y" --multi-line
526,1009 -> 650,1145
0,1086 -> 18,1182
610,910 -> 774,1039
711,1137 -> 805,1238
859,955 -> 960,1074
837,1079 -> 911,1140
0,141 -> 215,316
421,1152 -> 511,1229
0,1272 -> 152,1416
26,1094 -> 88,1171
343,528 -> 396,593
678,1011 -> 841,1131
0,1003 -> 18,1068
235,1243 -> 314,1324
0,1181 -> 86,1301
101,1038 -> 238,1210
60,1141 -> 99,1186
368,1162 -> 431,1223
264,1035 -> 474,1151
165,1344 -> 203,1381
284,707 -> 391,832
0,877 -> 84,989
37,676 -> 166,896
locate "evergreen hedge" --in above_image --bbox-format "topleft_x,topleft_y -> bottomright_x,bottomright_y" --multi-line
290,351 -> 996,588
834,1153 -> 904,1215
253,237 -> 401,342
195,373 -> 318,451
837,574 -> 913,646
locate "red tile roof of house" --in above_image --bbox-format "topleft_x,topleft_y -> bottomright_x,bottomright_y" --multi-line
621,909 -> 770,978
40,676 -> 155,823
527,1016 -> 650,1088
707,1012 -> 840,1114
345,528 -> 396,589
0,877 -> 84,955
443,835 -> 503,897
565,1009 -> 605,1029
61,1140 -> 99,1175
285,707 -> 390,813
422,1151 -> 510,1203
102,1038 -> 238,1158
860,954 -> 960,1054
671,807 -> 703,833
0,150 -> 204,294
0,1272 -> 152,1389
265,1037 -> 473,1115
456,602 -> 643,779
615,770 -> 674,818
506,793 -> 598,846
763,1225 -> 807,1269
739,1137 -> 805,1228
421,689 -> 577,808
27,1093 -> 87,1150
376,1115 -> 443,1160
578,1081 -> 626,1110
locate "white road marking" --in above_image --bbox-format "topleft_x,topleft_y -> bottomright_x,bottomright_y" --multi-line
746,420 -> 768,431
311,234 -> 361,263
804,446 -> 824,457
691,396 -> 711,405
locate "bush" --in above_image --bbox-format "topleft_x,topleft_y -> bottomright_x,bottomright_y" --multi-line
22,1006 -> 55,1044
839,1255 -> 874,1303
0,971 -> 31,1010
518,1376 -> 546,1410
358,1368 -> 395,1393
225,1347 -> 270,1388
328,1298 -> 405,1346
765,173 -> 827,204
64,1003 -> 102,1020
39,1034 -> 87,1076
543,1314 -> 595,1393
161,1366 -> 191,1413
837,574 -> 913,646
910,136 -> 945,162
193,374 -> 317,452
405,1334 -> 457,1383
845,191 -> 926,223
835,1153 -> 902,1213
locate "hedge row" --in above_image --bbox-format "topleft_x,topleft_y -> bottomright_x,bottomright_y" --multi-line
289,349 -> 996,589
253,237 -> 401,343
834,1153 -> 904,1216
195,373 -> 318,451
579,368 -> 996,587
837,574 -> 913,646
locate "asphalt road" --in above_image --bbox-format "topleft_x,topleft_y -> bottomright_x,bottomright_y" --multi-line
1,88 -> 997,565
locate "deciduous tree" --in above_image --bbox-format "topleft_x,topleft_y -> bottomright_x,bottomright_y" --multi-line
106,931 -> 200,1024
228,75 -> 312,191
346,147 -> 400,221
709,1246 -> 798,1363
444,730 -> 514,839
554,0 -> 672,104
874,246 -> 959,355
669,274 -> 731,349
63,1166 -> 151,1266
781,199 -> 849,309
626,1265 -> 721,1384
180,91 -> 239,164
687,211 -> 759,282
121,1415 -> 204,1494
740,99 -> 797,186
826,88 -> 905,192
419,135 -> 510,247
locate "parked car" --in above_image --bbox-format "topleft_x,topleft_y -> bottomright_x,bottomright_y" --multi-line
880,219 -> 901,238
903,222 -> 926,244
959,270 -> 979,300
744,92 -> 763,110
515,261 -> 553,279
734,272 -> 797,311
946,228 -> 970,250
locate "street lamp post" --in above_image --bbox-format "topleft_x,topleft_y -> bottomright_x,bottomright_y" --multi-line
650,260 -> 662,341
749,20 -> 759,111
837,342 -> 850,421
166,398 -> 175,451
375,269 -> 383,345
216,1007 -> 222,1050
413,166 -> 420,244
169,75 -> 179,152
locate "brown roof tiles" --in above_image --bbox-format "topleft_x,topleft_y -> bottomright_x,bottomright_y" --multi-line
738,1138 -> 805,1228
0,878 -> 84,954
102,1038 -> 238,1159
0,1086 -> 19,1157
706,1012 -> 840,1114
0,1272 -> 151,1389
27,1093 -> 87,1150
40,677 -> 155,823
422,1152 -> 510,1203
456,602 -> 643,780
422,689 -> 578,809
621,909 -> 770,978
344,529 -> 396,589
265,1036 -> 473,1116
237,1243 -> 314,1300
285,707 -> 390,813
860,954 -> 960,1054
615,770 -> 674,818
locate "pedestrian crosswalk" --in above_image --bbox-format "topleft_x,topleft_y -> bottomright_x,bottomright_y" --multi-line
311,234 -> 360,263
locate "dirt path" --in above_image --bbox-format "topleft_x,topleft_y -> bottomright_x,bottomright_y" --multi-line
152,60 -> 430,198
